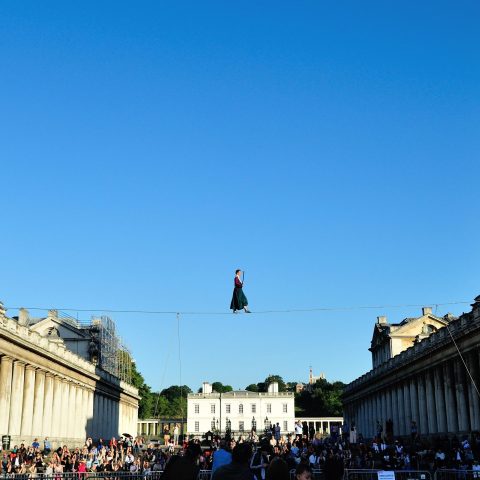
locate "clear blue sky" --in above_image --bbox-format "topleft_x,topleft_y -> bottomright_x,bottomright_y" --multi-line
1,1 -> 479,392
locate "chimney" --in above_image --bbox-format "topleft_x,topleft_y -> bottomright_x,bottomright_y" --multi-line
202,382 -> 212,394
422,307 -> 432,316
268,382 -> 279,394
18,308 -> 29,326
377,316 -> 387,324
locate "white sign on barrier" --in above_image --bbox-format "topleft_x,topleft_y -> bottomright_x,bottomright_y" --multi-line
378,471 -> 395,480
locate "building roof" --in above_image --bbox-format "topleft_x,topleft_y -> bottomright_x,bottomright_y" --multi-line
188,390 -> 294,399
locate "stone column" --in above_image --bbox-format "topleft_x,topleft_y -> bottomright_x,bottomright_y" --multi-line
85,389 -> 94,437
417,374 -> 428,435
98,395 -> 105,439
396,383 -> 405,435
51,376 -> 62,438
433,366 -> 447,433
32,369 -> 46,436
454,358 -> 469,432
369,396 -> 374,437
8,360 -> 26,436
425,370 -> 437,433
106,397 -> 112,439
443,362 -> 458,433
67,382 -> 77,439
81,387 -> 88,438
0,355 -> 14,434
386,388 -> 393,428
21,365 -> 36,436
467,351 -> 480,430
410,378 -> 419,427
360,402 -> 367,436
42,373 -> 54,437
92,393 -> 99,438
75,384 -> 83,440
380,391 -> 387,432
391,387 -> 399,437
60,378 -> 70,438
374,395 -> 379,436
403,381 -> 412,434
112,400 -> 119,437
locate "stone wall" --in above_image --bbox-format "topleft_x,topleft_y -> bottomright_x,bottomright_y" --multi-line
0,307 -> 139,448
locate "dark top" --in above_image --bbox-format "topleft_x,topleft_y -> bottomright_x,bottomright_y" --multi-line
161,456 -> 200,480
212,462 -> 255,480
234,276 -> 243,288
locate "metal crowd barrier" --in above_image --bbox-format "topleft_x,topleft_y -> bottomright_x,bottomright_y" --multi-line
434,471 -> 480,480
345,469 -> 432,480
289,469 -> 323,479
0,474 -> 165,480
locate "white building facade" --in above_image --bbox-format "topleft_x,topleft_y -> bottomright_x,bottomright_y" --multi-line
187,382 -> 295,436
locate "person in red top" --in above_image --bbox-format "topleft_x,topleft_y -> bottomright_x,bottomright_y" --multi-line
230,269 -> 251,313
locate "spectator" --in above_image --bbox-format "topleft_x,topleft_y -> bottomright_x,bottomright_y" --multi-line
162,441 -> 201,480
43,438 -> 51,455
295,464 -> 313,480
266,458 -> 289,480
250,445 -> 269,480
212,443 -> 254,480
212,440 -> 233,474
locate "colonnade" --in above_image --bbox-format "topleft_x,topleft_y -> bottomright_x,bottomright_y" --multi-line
0,355 -> 91,442
137,420 -> 186,437
343,303 -> 480,439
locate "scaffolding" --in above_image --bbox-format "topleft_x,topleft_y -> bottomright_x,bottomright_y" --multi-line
89,315 -> 133,385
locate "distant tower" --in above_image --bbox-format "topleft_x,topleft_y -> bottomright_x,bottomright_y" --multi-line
309,366 -> 313,385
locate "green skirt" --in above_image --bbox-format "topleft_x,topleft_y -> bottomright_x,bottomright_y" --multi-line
230,287 -> 248,310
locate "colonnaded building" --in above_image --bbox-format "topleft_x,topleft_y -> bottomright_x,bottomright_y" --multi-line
343,297 -> 480,439
187,382 -> 295,435
0,301 -> 139,447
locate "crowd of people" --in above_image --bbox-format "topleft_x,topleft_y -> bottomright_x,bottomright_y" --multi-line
2,426 -> 480,480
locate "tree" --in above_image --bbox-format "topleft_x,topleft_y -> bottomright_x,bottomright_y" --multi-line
160,385 -> 193,403
211,382 -> 233,393
286,382 -> 298,392
261,374 -> 287,392
130,361 -> 154,419
245,384 -> 259,392
296,379 -> 345,417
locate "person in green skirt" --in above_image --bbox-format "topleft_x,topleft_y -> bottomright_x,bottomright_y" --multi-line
230,269 -> 251,313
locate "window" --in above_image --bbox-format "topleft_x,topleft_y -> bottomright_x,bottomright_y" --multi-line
211,419 -> 216,430
283,403 -> 288,413
226,404 -> 231,414
194,404 -> 199,414
195,421 -> 199,432
239,404 -> 243,414
211,404 -> 216,414
283,421 -> 288,432
266,403 -> 271,413
239,421 -> 244,432
251,404 -> 256,413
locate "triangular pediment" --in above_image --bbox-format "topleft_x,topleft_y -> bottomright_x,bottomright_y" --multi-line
390,314 -> 447,337
30,317 -> 89,340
